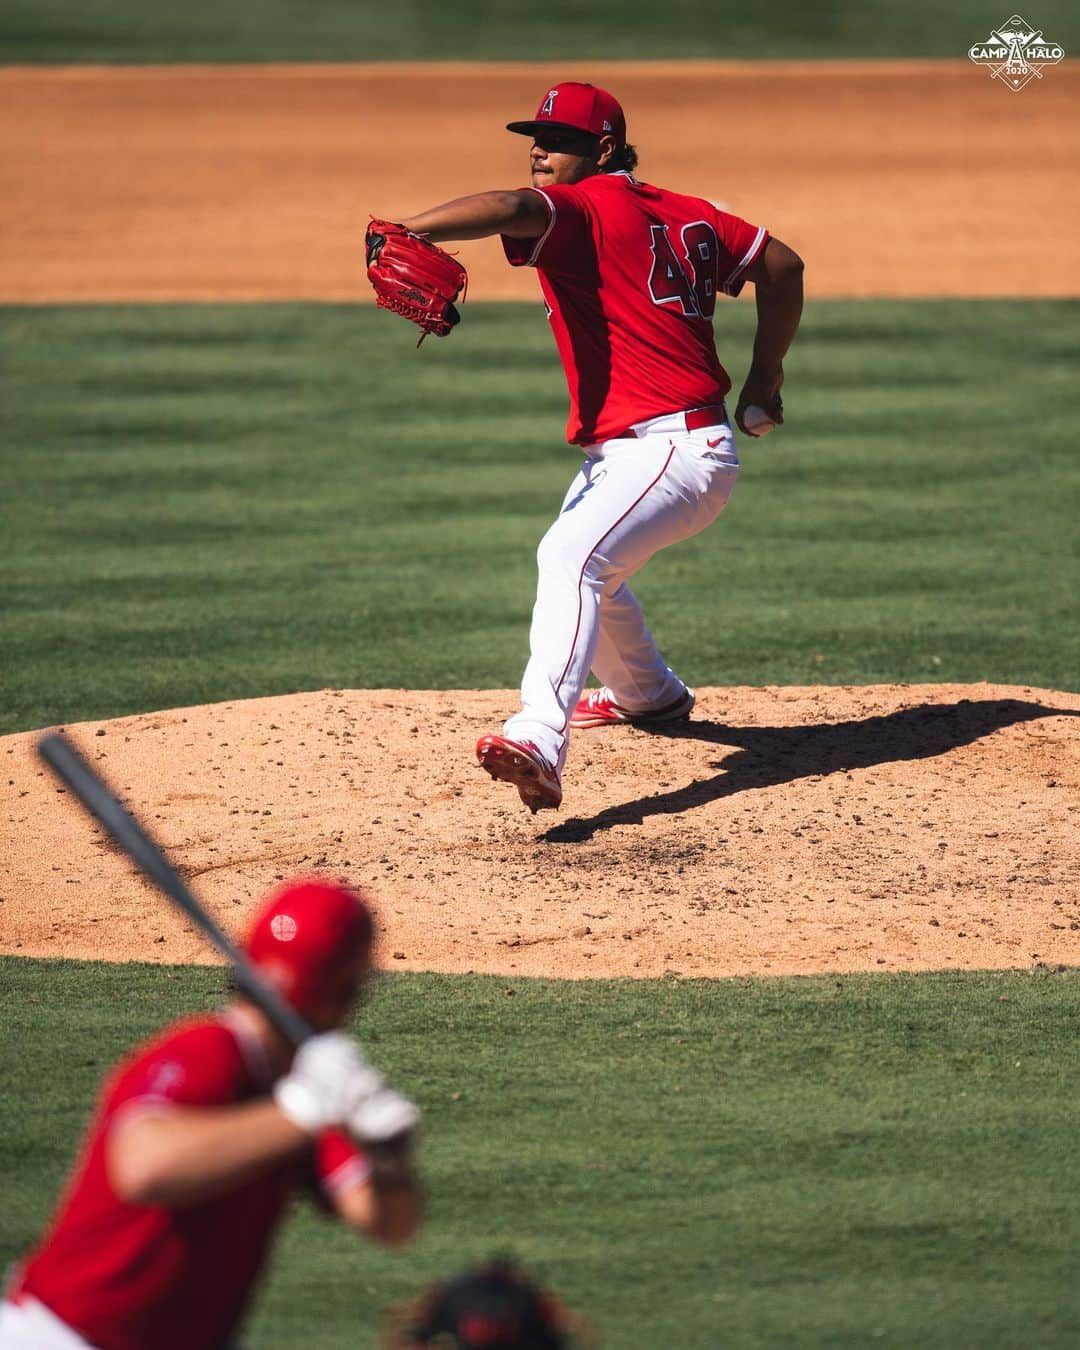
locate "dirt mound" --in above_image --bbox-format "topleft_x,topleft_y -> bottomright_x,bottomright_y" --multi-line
2,684 -> 1077,978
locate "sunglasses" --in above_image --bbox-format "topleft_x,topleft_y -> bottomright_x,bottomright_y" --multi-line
531,128 -> 600,156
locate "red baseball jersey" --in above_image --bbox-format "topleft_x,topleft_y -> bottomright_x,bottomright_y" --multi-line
502,171 -> 768,446
13,1012 -> 369,1350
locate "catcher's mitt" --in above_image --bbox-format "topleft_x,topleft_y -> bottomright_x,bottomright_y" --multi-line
365,219 -> 467,346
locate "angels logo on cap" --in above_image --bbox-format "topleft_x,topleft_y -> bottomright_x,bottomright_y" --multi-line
270,914 -> 298,941
506,81 -> 626,148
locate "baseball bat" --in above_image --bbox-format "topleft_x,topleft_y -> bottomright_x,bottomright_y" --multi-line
37,731 -> 312,1047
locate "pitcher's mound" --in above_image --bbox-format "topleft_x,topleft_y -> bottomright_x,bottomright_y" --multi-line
2,684 -> 1077,978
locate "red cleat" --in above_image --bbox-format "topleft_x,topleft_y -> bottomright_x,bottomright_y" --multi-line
476,735 -> 562,814
569,685 -> 695,730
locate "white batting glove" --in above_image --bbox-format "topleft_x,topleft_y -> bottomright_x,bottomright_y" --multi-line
274,1032 -> 383,1134
348,1085 -> 421,1145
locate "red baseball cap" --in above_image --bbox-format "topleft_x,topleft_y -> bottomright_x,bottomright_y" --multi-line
244,877 -> 374,1023
507,81 -> 626,148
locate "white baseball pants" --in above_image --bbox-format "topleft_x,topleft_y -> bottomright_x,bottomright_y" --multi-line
503,412 -> 739,770
0,1297 -> 95,1348
0,1297 -> 247,1348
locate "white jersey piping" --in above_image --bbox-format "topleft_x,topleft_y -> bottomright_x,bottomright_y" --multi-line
723,225 -> 768,293
524,188 -> 557,267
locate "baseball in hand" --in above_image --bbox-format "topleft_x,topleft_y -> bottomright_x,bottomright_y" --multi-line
741,404 -> 776,437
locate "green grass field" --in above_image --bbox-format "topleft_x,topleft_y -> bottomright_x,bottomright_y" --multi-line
4,960 -> 1080,1348
2,0 -> 1073,63
2,300 -> 1077,736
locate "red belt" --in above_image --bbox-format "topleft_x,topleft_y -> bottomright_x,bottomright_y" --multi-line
611,403 -> 729,441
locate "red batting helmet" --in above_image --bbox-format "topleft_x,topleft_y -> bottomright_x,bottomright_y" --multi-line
506,81 -> 626,148
244,878 -> 374,1023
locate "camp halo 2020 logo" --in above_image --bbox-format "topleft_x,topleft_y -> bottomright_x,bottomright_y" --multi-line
969,14 -> 1065,91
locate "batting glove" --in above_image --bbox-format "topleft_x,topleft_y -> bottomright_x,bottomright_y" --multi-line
274,1032 -> 383,1134
348,1085 -> 421,1145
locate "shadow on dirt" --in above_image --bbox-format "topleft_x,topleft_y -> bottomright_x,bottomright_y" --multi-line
543,697 -> 1076,844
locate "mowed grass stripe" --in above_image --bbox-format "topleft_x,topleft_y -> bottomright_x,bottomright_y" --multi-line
2,960 -> 1080,1347
3,300 -> 1077,735
0,0 -> 1074,61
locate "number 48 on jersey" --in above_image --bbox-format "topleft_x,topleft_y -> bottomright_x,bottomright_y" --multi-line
647,222 -> 718,319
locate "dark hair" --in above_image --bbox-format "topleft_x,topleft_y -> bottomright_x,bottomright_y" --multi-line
382,1260 -> 583,1349
604,141 -> 639,174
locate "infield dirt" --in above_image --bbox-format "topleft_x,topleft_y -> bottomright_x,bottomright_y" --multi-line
2,685 -> 1077,978
2,60 -> 1078,302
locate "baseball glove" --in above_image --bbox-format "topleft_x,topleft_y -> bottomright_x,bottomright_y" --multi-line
365,219 -> 467,346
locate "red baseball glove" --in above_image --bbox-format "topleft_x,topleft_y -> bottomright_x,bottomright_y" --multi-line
365,219 -> 467,345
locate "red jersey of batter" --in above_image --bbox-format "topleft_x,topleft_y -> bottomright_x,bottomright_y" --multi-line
502,172 -> 769,446
12,1012 -> 369,1350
